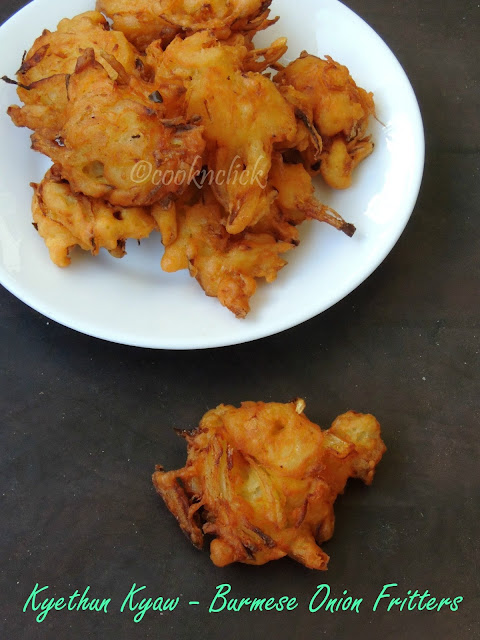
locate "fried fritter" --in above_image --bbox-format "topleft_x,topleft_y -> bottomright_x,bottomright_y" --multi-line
146,31 -> 296,234
145,30 -> 287,116
3,4 -> 375,318
7,12 -> 144,139
17,11 -> 140,84
7,73 -> 71,140
188,69 -> 296,234
145,31 -> 248,117
156,158 -> 355,316
159,187 -> 293,318
275,53 -> 375,189
269,154 -> 356,237
97,0 -> 178,52
97,0 -> 274,51
153,400 -> 386,569
32,167 -> 157,267
29,49 -> 205,207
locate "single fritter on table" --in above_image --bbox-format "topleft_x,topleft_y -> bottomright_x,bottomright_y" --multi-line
153,400 -> 386,569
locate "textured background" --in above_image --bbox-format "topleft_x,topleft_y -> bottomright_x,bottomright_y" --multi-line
1,1 -> 479,638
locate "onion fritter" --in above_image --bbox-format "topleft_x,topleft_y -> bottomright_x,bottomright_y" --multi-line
145,30 -> 287,117
7,12 -> 143,140
153,400 -> 386,569
16,11 -> 140,83
145,31 -> 248,117
7,74 -> 71,141
3,4 -> 376,318
159,187 -> 293,318
29,49 -> 205,207
157,162 -> 355,316
148,31 -> 296,233
188,68 -> 296,234
275,53 -> 375,189
32,167 -> 157,267
97,0 -> 274,51
269,154 -> 356,237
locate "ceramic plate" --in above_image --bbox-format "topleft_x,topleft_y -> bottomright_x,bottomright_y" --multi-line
0,0 -> 424,349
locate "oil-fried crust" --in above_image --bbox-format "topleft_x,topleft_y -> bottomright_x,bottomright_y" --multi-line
32,167 -> 157,266
275,53 -> 376,189
153,401 -> 386,570
159,186 -> 293,318
29,48 -> 205,207
4,6 -> 375,316
97,0 -> 274,50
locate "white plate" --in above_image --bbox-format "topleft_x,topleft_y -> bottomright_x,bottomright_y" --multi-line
0,0 -> 424,350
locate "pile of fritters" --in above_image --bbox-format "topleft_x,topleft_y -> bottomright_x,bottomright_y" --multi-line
5,3 -> 375,317
153,400 -> 386,569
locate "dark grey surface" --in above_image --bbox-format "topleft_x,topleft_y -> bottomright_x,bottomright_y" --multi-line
0,1 -> 479,638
